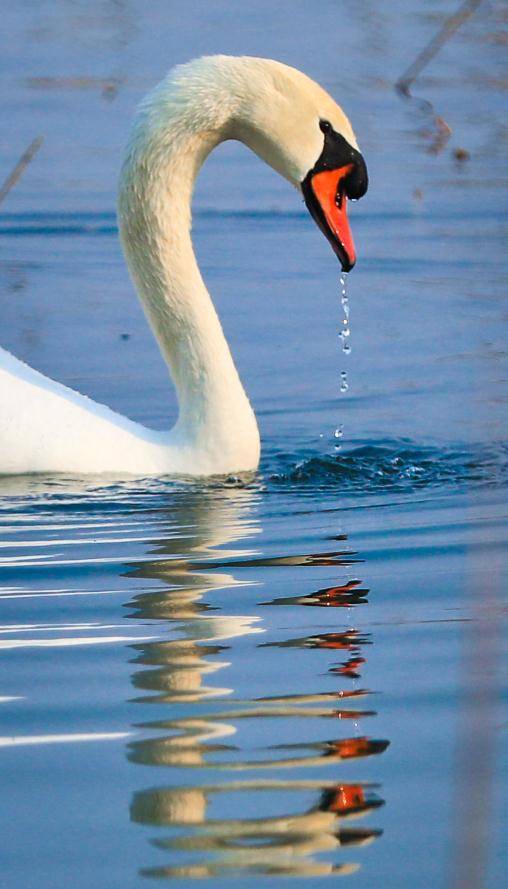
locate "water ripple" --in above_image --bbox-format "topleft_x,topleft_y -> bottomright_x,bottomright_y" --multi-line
266,440 -> 508,493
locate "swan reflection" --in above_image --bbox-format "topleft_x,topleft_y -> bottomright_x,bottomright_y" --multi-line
124,487 -> 388,878
132,779 -> 383,879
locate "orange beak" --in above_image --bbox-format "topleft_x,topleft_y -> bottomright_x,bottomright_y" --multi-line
311,165 -> 356,268
302,163 -> 357,271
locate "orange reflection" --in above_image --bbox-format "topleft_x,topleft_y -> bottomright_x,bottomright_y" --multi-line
124,496 -> 388,878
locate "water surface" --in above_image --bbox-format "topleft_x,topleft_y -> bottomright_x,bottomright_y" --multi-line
1,2 -> 507,887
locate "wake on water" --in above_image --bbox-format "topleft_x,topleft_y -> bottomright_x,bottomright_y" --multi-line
2,439 -> 506,502
265,440 -> 508,494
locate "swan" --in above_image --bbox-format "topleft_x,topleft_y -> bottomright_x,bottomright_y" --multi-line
0,56 -> 368,476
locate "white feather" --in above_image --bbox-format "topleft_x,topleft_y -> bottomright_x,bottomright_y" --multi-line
0,55 -> 359,476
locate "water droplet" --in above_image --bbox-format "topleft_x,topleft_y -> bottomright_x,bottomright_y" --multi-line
335,274 -> 350,442
339,276 -> 350,354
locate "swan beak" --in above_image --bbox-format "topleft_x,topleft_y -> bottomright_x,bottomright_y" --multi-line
302,164 -> 356,272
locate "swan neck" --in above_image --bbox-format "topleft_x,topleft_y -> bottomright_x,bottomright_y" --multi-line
118,118 -> 260,469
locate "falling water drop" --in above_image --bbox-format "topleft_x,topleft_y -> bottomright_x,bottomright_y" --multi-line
339,274 -> 351,355
340,371 -> 349,393
333,425 -> 344,451
341,315 -> 350,351
340,274 -> 349,315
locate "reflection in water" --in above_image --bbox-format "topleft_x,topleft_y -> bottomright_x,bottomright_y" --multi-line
124,489 -> 389,879
132,781 -> 383,879
265,579 -> 370,608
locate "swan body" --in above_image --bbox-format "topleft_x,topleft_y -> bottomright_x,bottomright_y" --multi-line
0,56 -> 366,476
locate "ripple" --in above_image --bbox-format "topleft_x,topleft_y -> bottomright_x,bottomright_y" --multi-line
0,446 -> 504,883
0,440 -> 506,500
266,440 -> 508,493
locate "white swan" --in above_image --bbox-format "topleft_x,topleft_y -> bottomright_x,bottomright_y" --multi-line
0,56 -> 367,477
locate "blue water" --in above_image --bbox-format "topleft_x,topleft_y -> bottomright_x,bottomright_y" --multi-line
1,1 -> 507,887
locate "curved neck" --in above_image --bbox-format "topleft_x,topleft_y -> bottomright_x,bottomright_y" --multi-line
118,113 -> 259,468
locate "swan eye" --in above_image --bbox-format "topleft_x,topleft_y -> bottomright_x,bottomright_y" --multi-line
319,119 -> 332,135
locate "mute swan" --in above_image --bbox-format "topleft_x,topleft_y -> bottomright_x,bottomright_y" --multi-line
0,56 -> 367,476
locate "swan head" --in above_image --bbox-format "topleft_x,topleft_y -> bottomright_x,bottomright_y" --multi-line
226,57 -> 369,272
129,56 -> 368,272
300,120 -> 368,272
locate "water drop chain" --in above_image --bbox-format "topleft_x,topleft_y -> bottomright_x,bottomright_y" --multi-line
334,273 -> 350,448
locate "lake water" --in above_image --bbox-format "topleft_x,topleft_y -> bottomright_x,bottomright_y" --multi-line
1,2 -> 507,887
